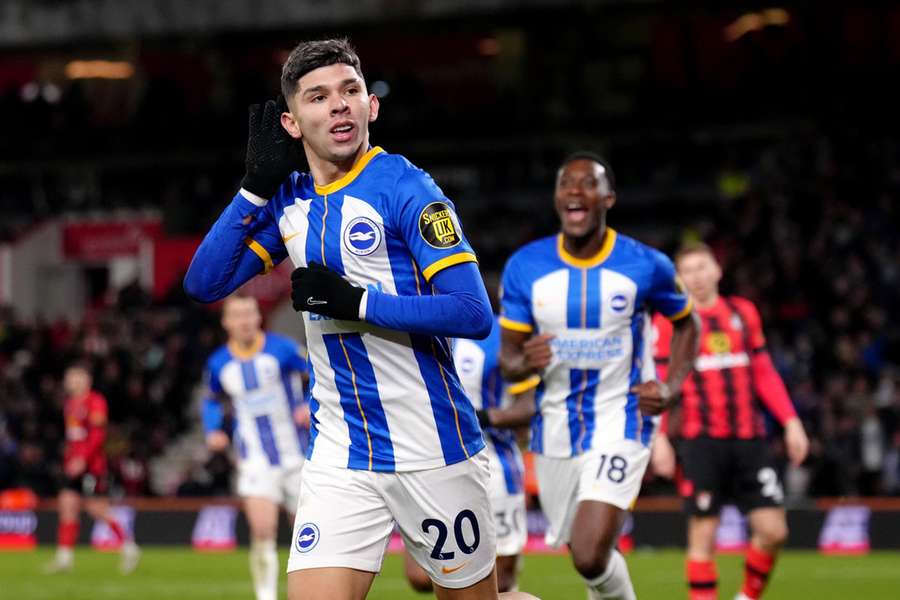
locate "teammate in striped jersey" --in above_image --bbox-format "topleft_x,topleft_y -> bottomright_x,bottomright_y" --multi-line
202,295 -> 309,600
184,38 -> 538,600
499,153 -> 700,600
404,315 -> 536,593
651,242 -> 809,600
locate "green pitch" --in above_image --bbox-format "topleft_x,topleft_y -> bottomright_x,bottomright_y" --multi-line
3,548 -> 899,599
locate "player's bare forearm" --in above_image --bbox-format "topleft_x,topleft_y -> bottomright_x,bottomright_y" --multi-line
487,386 -> 536,429
499,328 -> 532,381
666,311 -> 701,395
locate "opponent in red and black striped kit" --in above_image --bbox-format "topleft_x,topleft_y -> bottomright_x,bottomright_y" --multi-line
45,362 -> 140,575
652,243 -> 809,600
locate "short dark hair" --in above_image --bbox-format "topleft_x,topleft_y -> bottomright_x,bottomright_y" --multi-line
560,151 -> 616,191
280,38 -> 363,100
674,240 -> 716,264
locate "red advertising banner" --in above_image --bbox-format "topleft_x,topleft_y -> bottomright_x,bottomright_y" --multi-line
63,220 -> 162,261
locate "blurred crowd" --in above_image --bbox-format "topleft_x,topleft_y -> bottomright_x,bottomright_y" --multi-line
1,131 -> 900,501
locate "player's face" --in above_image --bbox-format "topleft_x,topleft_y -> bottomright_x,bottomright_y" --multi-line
555,159 -> 615,239
222,298 -> 262,346
677,251 -> 722,302
63,367 -> 91,398
281,64 -> 379,165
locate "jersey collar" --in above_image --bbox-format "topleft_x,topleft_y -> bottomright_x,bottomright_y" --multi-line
313,146 -> 384,196
557,228 -> 617,268
228,332 -> 265,360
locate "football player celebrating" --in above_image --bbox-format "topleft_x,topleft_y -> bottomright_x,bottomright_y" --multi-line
184,38 -> 538,600
203,295 -> 309,600
499,153 -> 700,600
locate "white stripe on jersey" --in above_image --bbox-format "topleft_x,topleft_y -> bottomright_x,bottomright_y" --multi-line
218,353 -> 303,467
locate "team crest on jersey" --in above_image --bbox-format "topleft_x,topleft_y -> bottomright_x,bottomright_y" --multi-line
459,356 -> 476,374
343,217 -> 383,256
707,332 -> 732,354
418,202 -> 461,249
610,294 -> 629,313
295,523 -> 320,553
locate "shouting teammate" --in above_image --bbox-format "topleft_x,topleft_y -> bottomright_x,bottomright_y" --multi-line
499,153 -> 700,600
184,38 -> 537,600
652,242 -> 809,600
45,362 -> 140,574
404,312 -> 536,593
202,295 -> 309,600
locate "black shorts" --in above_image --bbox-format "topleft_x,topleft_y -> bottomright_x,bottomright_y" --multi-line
62,472 -> 108,497
679,437 -> 783,517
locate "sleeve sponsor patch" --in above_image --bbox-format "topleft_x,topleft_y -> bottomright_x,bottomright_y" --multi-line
418,201 -> 461,249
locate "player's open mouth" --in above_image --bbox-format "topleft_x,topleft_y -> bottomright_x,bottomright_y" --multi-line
565,202 -> 589,224
330,121 -> 355,142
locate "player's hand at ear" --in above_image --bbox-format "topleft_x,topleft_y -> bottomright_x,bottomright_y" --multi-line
291,262 -> 365,321
522,333 -> 555,372
630,380 -> 674,416
241,97 -> 306,199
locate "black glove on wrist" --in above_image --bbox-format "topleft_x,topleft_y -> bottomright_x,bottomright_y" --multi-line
291,262 -> 364,321
476,409 -> 491,429
241,97 -> 304,199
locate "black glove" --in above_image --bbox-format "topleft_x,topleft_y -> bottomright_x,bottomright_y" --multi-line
291,262 -> 364,321
476,409 -> 491,429
240,97 -> 304,199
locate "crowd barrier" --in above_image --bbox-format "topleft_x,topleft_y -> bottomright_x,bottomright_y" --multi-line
2,492 -> 898,553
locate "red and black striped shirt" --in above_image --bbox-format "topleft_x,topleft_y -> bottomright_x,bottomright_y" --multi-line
654,296 -> 796,439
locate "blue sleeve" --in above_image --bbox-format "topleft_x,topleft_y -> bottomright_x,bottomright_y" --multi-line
201,396 -> 224,434
364,261 -> 492,339
392,169 -> 479,282
183,189 -> 289,303
647,250 -> 693,320
499,254 -> 534,333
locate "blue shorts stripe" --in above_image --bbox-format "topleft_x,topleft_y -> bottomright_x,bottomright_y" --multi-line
254,415 -> 281,465
410,333 -> 485,465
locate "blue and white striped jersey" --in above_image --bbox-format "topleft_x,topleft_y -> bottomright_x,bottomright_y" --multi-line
500,229 -> 692,457
452,317 -> 525,496
242,147 -> 485,472
206,332 -> 308,467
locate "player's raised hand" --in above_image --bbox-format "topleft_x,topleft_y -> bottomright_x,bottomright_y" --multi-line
240,97 -> 305,199
783,417 -> 809,466
291,262 -> 364,321
522,333 -> 555,372
630,380 -> 674,416
206,430 -> 230,452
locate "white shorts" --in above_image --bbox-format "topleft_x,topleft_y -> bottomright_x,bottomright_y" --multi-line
237,460 -> 303,512
535,439 -> 650,547
486,446 -> 527,557
287,451 -> 496,589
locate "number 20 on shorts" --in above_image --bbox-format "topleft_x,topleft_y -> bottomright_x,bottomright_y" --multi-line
421,509 -> 481,560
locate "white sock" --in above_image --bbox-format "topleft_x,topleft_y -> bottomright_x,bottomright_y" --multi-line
585,550 -> 636,600
56,546 -> 74,566
249,539 -> 278,600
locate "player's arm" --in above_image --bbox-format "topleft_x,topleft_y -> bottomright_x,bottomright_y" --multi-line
630,251 -> 701,415
202,394 -> 231,452
476,376 -> 539,429
498,253 -> 554,382
84,394 -> 108,457
743,301 -> 809,465
184,99 -> 299,303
